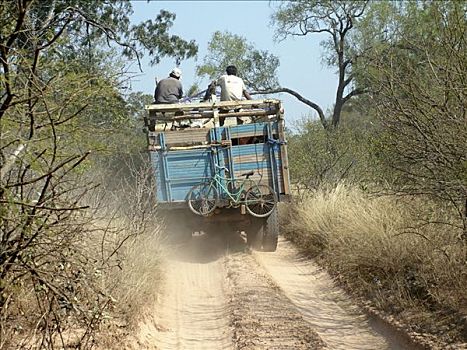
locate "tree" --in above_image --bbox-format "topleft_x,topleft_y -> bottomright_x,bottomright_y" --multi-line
196,31 -> 332,127
0,1 -> 198,120
271,0 -> 368,129
131,9 -> 198,66
361,1 -> 467,236
196,31 -> 280,91
287,99 -> 378,193
0,1 -> 197,347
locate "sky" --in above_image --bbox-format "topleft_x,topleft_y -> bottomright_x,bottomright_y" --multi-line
129,0 -> 338,123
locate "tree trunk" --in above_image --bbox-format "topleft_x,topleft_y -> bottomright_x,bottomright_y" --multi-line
332,93 -> 344,128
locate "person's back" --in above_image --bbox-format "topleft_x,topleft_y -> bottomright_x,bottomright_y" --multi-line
217,74 -> 246,101
217,65 -> 251,102
213,65 -> 252,126
154,68 -> 183,104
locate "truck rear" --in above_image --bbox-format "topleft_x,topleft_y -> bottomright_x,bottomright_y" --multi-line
144,99 -> 290,251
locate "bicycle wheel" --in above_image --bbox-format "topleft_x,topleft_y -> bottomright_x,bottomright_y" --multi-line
245,184 -> 277,218
187,182 -> 218,216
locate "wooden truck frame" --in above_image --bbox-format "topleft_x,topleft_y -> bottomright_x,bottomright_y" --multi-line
144,99 -> 291,251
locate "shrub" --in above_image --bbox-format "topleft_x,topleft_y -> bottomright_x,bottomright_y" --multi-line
287,115 -> 379,192
285,184 -> 466,342
1,159 -> 162,349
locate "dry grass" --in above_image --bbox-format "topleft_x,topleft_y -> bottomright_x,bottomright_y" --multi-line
2,214 -> 163,350
105,223 -> 162,325
284,183 -> 466,344
88,214 -> 163,350
1,160 -> 163,349
90,160 -> 164,337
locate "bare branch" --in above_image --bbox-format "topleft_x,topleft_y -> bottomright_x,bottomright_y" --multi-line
343,88 -> 366,104
252,87 -> 328,129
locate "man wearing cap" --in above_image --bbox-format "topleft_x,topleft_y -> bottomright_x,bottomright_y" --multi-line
154,68 -> 183,104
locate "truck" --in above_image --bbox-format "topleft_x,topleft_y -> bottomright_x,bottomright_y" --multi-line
144,99 -> 291,251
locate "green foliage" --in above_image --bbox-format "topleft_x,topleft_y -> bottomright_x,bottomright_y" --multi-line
186,82 -> 201,97
196,31 -> 280,91
0,1 -> 195,347
288,108 -> 378,191
288,0 -> 466,239
131,10 -> 198,65
358,1 -> 467,227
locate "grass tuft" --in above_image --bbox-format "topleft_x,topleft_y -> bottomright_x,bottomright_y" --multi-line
285,183 -> 466,344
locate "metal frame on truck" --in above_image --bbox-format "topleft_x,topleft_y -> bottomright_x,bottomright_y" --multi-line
144,99 -> 290,251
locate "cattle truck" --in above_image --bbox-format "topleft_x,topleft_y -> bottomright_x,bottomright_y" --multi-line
143,99 -> 291,251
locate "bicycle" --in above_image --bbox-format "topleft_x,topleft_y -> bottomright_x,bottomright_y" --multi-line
187,165 -> 277,218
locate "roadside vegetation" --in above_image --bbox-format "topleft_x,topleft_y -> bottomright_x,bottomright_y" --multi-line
0,1 -> 196,348
284,185 -> 465,344
282,1 -> 466,345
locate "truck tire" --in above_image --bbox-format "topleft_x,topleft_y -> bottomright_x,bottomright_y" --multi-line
246,224 -> 263,250
262,207 -> 279,252
247,207 -> 279,252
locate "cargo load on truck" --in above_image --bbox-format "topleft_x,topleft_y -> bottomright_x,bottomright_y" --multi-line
144,99 -> 290,251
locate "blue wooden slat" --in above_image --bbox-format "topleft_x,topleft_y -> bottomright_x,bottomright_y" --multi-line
158,133 -> 172,202
225,127 -> 236,184
231,161 -> 282,171
151,152 -> 164,201
151,121 -> 284,204
229,122 -> 278,135
266,122 -> 278,196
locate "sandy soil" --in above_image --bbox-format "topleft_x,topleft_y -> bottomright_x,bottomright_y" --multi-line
130,232 -> 419,350
226,252 -> 326,349
254,237 -> 415,350
133,234 -> 234,350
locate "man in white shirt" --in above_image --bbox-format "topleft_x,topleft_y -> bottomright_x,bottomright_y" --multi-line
216,65 -> 252,126
217,65 -> 252,102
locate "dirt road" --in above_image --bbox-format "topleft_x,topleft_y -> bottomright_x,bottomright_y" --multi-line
132,233 -> 418,349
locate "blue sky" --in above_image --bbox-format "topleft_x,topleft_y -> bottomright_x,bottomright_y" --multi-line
129,0 -> 337,123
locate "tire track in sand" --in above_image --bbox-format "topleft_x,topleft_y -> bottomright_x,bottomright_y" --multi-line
254,237 -> 413,350
131,233 -> 416,349
134,234 -> 234,350
226,251 -> 326,349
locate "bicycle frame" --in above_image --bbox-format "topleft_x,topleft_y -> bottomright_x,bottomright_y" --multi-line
207,164 -> 257,205
187,165 -> 277,218
210,172 -> 248,205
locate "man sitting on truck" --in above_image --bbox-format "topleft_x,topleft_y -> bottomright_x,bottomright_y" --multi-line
204,65 -> 253,126
218,65 -> 252,102
153,68 -> 185,130
154,67 -> 183,104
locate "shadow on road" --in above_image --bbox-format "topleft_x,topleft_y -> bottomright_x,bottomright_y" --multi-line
166,229 -> 247,264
